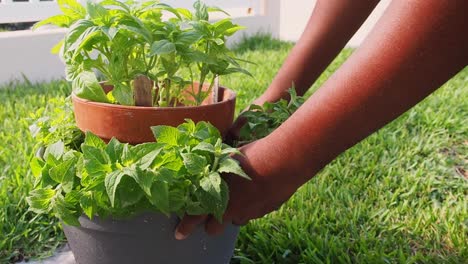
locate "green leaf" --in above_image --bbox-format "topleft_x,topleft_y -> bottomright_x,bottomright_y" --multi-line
27,188 -> 55,214
30,157 -> 45,178
54,196 -> 80,226
33,15 -> 73,29
207,6 -> 230,16
224,26 -> 245,36
116,176 -> 145,208
181,153 -> 207,175
80,191 -> 96,219
176,8 -> 192,20
151,126 -> 180,145
193,0 -> 209,21
150,40 -> 176,56
57,0 -> 86,19
200,172 -> 222,201
44,141 -> 65,161
125,167 -> 152,196
101,26 -> 119,40
218,157 -> 250,180
84,131 -> 106,149
106,138 -> 124,163
149,179 -> 170,215
51,39 -> 64,54
176,31 -> 203,45
112,83 -> 134,106
82,145 -> 110,165
220,67 -> 253,77
49,157 -> 77,192
104,170 -> 125,207
194,121 -> 221,140
193,142 -> 215,153
86,1 -> 109,20
73,71 -> 110,103
136,148 -> 162,170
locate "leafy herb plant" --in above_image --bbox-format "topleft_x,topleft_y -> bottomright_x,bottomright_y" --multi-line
238,89 -> 305,144
36,0 -> 251,107
27,103 -> 249,225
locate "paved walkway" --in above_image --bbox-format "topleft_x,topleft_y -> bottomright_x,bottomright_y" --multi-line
19,245 -> 75,264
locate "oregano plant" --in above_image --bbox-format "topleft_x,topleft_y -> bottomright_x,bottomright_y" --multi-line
36,0 -> 251,107
27,104 -> 250,225
238,88 -> 305,145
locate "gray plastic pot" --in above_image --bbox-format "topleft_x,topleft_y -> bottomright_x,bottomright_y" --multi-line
62,213 -> 239,264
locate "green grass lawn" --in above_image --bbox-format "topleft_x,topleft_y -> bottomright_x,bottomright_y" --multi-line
1,36 -> 467,263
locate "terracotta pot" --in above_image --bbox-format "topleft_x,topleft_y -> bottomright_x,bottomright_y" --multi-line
72,83 -> 236,144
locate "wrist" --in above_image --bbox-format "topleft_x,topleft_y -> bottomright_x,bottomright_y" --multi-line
238,137 -> 307,195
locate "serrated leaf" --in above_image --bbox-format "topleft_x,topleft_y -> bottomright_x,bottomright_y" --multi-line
27,188 -> 55,214
82,145 -> 110,165
181,153 -> 207,175
193,142 -> 215,153
200,172 -> 221,201
218,157 -> 250,180
44,141 -> 65,161
54,195 -> 80,226
104,170 -> 125,207
151,125 -> 180,145
84,131 -> 106,149
150,179 -> 170,215
80,191 -> 96,219
49,157 -> 77,192
125,167 -> 153,196
105,137 -> 124,162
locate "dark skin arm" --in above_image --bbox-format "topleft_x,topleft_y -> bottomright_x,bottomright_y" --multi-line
176,0 -> 468,239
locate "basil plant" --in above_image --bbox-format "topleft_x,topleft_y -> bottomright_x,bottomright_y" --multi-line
36,0 -> 251,107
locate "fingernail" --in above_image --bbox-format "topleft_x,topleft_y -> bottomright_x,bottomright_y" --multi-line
175,229 -> 187,240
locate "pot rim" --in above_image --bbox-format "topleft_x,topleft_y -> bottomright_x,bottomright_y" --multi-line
71,86 -> 236,111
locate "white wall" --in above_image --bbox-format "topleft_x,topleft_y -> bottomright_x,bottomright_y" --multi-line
0,29 -> 66,84
278,0 -> 391,46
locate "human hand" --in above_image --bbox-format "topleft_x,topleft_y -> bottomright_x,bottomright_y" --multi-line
174,139 -> 301,240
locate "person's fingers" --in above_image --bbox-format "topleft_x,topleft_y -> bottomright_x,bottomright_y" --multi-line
205,215 -> 228,236
231,218 -> 249,226
175,214 -> 208,240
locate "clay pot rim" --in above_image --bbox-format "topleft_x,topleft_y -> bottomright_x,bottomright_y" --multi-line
71,86 -> 236,111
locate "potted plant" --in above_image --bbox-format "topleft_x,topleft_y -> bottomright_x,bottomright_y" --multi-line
27,0 -> 253,262
35,0 -> 251,144
27,99 -> 250,263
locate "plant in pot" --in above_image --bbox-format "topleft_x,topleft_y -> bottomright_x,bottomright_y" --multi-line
35,0 -> 251,144
27,0 -> 253,263
27,101 -> 250,263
